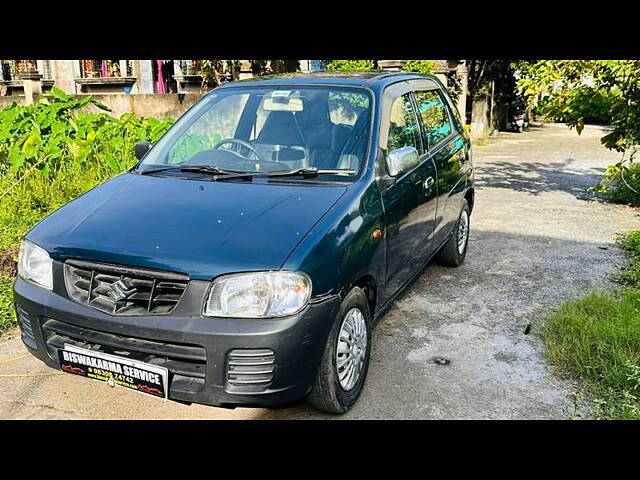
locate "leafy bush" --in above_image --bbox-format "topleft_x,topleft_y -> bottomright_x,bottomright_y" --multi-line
596,161 -> 640,206
327,60 -> 376,72
616,230 -> 640,288
0,87 -> 173,179
534,88 -> 617,125
542,289 -> 640,419
0,89 -> 175,330
403,60 -> 436,75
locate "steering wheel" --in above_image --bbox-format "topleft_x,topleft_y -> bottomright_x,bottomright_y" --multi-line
213,138 -> 266,164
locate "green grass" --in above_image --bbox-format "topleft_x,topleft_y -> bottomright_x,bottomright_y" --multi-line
0,164 -> 112,332
0,275 -> 16,331
542,231 -> 640,419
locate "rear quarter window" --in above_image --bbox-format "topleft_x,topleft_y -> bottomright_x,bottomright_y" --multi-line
414,90 -> 454,148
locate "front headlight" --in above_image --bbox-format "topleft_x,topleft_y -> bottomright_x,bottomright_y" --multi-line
204,271 -> 311,318
18,239 -> 53,290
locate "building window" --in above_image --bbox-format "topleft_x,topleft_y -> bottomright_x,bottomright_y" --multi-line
308,60 -> 328,72
175,60 -> 201,76
39,60 -> 53,80
1,60 -> 37,81
79,60 -> 132,78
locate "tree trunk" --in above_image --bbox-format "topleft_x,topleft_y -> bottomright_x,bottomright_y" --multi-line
471,91 -> 491,140
456,63 -> 469,125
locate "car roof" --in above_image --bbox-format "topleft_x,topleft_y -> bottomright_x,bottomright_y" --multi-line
215,71 -> 439,90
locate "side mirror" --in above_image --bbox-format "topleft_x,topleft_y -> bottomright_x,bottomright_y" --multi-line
386,146 -> 420,177
134,141 -> 153,160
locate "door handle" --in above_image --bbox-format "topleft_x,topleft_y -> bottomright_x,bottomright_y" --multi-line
424,177 -> 435,190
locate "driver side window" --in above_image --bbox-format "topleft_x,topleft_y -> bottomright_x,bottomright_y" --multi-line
168,94 -> 249,164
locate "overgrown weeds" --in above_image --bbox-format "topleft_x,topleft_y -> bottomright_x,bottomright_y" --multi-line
543,230 -> 640,419
0,88 -> 174,330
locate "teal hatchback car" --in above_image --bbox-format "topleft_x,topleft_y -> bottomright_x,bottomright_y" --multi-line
15,72 -> 474,413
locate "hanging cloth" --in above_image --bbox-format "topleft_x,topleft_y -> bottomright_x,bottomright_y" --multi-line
156,60 -> 166,94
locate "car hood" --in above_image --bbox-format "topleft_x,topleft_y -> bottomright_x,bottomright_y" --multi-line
28,173 -> 347,280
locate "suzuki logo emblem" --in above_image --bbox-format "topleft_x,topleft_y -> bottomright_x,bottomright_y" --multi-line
110,279 -> 136,302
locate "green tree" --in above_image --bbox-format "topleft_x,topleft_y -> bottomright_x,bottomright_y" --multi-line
327,60 -> 376,72
402,60 -> 436,75
515,60 -> 640,205
465,60 -> 523,129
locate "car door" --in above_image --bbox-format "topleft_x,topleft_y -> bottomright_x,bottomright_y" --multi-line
379,88 -> 439,300
413,86 -> 467,246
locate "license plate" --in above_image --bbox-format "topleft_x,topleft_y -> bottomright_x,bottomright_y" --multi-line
58,344 -> 168,399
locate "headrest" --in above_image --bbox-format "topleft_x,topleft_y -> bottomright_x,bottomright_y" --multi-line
256,111 -> 304,146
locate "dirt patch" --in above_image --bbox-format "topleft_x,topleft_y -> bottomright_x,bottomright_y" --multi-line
0,246 -> 18,277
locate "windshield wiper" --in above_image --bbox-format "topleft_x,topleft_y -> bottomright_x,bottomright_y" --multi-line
212,167 -> 356,181
139,165 -> 356,181
137,165 -> 239,176
266,167 -> 356,178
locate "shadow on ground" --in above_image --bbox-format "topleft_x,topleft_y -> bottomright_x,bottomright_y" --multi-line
475,158 -> 608,200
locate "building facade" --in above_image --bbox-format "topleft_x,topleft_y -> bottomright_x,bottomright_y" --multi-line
0,60 -> 324,97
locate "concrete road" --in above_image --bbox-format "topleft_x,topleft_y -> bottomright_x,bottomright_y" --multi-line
1,124 -> 638,419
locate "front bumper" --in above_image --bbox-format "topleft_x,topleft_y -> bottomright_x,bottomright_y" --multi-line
13,276 -> 340,408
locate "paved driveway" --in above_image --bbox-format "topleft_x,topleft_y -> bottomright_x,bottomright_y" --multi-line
1,124 -> 638,419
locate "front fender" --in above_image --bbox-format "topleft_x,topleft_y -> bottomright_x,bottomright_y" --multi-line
282,182 -> 385,312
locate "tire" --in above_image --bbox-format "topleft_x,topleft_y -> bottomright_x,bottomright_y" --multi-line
307,287 -> 372,414
436,199 -> 471,267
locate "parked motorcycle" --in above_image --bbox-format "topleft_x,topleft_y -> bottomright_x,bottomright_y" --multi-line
511,113 -> 528,133
508,99 -> 529,133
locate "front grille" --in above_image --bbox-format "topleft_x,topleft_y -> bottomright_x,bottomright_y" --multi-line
42,318 -> 206,393
226,349 -> 275,386
16,306 -> 37,349
64,259 -> 189,315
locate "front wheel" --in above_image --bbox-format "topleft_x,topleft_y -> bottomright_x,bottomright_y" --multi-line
307,287 -> 372,414
436,199 -> 470,267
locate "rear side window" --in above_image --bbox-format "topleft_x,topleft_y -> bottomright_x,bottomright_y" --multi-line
414,90 -> 453,148
387,94 -> 422,153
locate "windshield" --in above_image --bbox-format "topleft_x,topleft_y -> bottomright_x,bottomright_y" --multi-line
136,86 -> 373,182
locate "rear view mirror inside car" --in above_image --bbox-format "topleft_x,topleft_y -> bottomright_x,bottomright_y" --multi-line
263,96 -> 304,112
